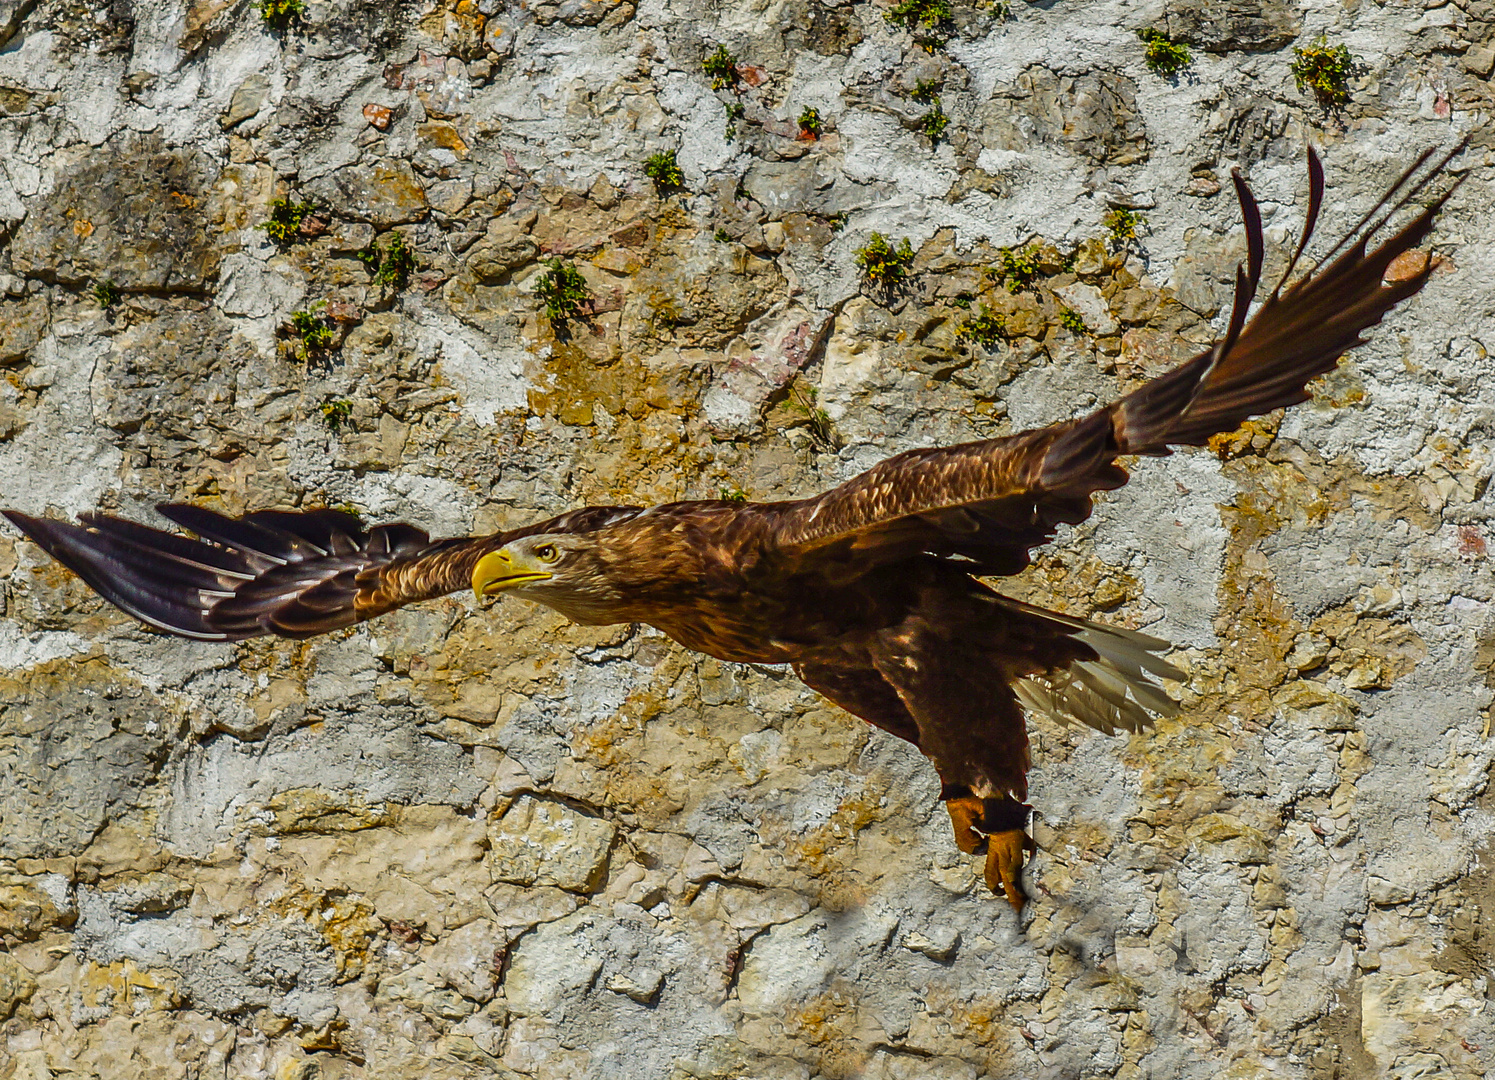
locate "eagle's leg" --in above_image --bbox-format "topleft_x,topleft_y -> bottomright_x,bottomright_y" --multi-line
944,792 -> 1034,909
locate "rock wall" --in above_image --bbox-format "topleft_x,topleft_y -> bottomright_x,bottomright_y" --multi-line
0,0 -> 1492,1076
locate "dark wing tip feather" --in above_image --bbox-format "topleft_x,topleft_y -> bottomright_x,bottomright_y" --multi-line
1032,142 -> 1460,549
3,505 -> 475,641
156,503 -> 372,563
773,147 -> 1460,579
1231,167 -> 1265,290
1305,141 -> 1463,281
2,510 -> 233,639
1272,146 -> 1326,296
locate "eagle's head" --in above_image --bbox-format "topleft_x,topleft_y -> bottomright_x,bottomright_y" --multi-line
470,532 -> 631,625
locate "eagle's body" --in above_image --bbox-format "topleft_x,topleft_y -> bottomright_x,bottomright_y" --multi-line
5,147 -> 1463,906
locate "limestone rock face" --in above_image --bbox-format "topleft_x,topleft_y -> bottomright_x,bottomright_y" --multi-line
303,159 -> 430,227
0,662 -> 169,861
981,67 -> 1150,167
488,795 -> 617,892
0,294 -> 47,363
10,137 -> 229,291
1159,0 -> 1302,54
0,0 -> 1492,1076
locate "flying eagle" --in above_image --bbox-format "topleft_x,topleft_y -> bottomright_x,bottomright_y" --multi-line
5,147 -> 1461,908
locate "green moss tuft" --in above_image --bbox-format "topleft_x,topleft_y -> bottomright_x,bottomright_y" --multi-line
854,233 -> 916,288
1291,35 -> 1356,106
886,0 -> 952,47
319,398 -> 353,432
990,245 -> 1041,293
290,303 -> 335,360
920,99 -> 949,143
259,0 -> 305,31
377,233 -> 416,288
356,233 -> 417,289
958,306 -> 1007,349
643,150 -> 685,193
1136,28 -> 1192,77
259,197 -> 317,245
535,258 -> 592,324
910,79 -> 941,105
92,279 -> 120,308
703,44 -> 739,91
723,101 -> 745,142
1104,208 -> 1147,249
784,384 -> 837,448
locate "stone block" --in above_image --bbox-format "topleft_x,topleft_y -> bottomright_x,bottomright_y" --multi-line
488,796 -> 616,892
428,917 -> 505,1002
0,295 -> 48,363
501,912 -> 603,1016
303,159 -> 428,227
9,137 -> 225,290
1465,44 -> 1495,77
1160,0 -> 1300,53
220,74 -> 269,129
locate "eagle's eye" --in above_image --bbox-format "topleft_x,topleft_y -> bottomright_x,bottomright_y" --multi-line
534,544 -> 559,563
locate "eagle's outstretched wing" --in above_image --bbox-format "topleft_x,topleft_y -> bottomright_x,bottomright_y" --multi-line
768,145 -> 1464,576
1,504 -> 638,640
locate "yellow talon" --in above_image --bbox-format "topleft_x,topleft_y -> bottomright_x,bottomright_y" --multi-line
945,798 -> 1036,908
984,828 -> 1037,910
945,796 -> 989,855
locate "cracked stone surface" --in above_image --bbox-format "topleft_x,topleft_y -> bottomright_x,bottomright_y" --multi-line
0,0 -> 1492,1076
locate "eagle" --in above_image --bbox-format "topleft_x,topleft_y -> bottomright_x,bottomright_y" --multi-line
4,146 -> 1461,908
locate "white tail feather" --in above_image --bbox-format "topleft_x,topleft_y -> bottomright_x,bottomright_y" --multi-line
1009,606 -> 1183,736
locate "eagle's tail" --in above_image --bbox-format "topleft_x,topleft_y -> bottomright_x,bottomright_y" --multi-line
2,505 -> 438,640
1004,598 -> 1183,736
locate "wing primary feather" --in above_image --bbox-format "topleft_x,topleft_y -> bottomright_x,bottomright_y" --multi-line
1233,168 -> 1265,290
1306,143 -> 1449,272
1306,147 -> 1437,270
65,529 -> 248,594
1202,263 -> 1257,388
78,513 -> 262,578
1272,146 -> 1325,297
1,511 -> 228,638
155,505 -> 293,565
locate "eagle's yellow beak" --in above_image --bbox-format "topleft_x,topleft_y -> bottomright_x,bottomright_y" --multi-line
471,549 -> 552,602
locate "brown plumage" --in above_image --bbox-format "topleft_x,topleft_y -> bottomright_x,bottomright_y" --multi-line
4,147 -> 1462,908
